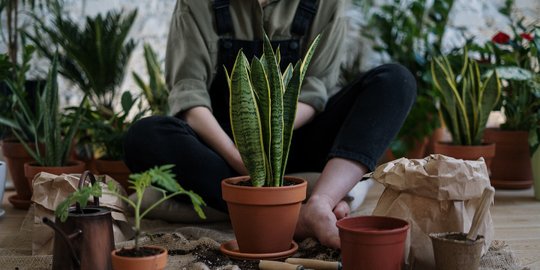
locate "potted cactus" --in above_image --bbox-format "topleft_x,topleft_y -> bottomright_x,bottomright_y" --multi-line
220,34 -> 319,258
431,48 -> 502,169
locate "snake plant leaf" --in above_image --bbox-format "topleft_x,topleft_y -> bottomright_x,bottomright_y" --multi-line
282,64 -> 293,91
300,35 -> 321,79
432,57 -> 461,144
263,34 -> 284,186
250,57 -> 272,183
229,51 -> 267,186
476,70 -> 501,144
281,62 -> 302,183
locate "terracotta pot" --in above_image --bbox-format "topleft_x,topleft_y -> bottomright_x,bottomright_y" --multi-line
483,129 -> 533,189
1,140 -> 39,208
111,246 -> 167,270
426,127 -> 451,156
221,176 -> 307,254
433,142 -> 496,170
337,216 -> 409,270
24,161 -> 86,191
95,159 -> 132,194
533,148 -> 540,201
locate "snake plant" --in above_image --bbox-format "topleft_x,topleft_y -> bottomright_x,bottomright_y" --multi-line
226,34 -> 320,187
431,49 -> 502,146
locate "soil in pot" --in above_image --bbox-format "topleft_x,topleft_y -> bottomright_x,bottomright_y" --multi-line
112,246 -> 167,270
337,216 -> 409,270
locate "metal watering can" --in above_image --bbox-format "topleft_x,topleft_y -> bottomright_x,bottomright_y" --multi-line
43,171 -> 115,270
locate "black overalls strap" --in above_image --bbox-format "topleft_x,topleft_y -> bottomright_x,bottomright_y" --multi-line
210,0 -> 319,135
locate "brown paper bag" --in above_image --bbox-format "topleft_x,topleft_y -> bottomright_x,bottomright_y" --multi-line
31,172 -> 134,255
371,154 -> 494,270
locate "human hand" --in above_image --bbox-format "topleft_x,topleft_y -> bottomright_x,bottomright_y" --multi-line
294,195 -> 350,249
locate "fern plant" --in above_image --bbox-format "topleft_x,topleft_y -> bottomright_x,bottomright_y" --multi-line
226,34 -> 319,187
431,49 -> 502,146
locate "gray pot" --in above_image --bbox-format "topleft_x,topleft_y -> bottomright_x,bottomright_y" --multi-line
0,161 -> 6,217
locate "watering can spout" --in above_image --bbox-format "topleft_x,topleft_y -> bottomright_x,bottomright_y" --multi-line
43,217 -> 82,268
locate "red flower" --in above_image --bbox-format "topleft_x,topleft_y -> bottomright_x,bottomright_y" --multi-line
520,33 -> 533,41
492,32 -> 511,44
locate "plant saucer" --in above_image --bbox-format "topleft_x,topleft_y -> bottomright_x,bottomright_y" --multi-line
8,194 -> 31,210
220,240 -> 298,261
490,179 -> 533,189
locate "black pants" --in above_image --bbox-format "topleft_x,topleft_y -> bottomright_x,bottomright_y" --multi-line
124,64 -> 416,211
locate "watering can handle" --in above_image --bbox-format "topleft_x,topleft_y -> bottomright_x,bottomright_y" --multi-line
76,171 -> 100,212
43,217 -> 82,268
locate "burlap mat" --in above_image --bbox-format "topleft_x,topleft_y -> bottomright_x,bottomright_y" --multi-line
0,208 -> 528,270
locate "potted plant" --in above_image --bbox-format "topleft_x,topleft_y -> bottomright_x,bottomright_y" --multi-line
26,7 -> 138,177
362,0 -> 455,158
132,43 -> 170,116
219,34 -> 318,258
15,56 -> 87,190
431,48 -> 502,169
479,22 -> 540,189
55,165 -> 206,270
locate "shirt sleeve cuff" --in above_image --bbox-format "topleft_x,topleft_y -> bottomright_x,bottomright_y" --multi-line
298,76 -> 328,113
168,79 -> 212,116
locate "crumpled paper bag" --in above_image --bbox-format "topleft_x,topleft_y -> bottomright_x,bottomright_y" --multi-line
371,154 -> 494,270
31,172 -> 134,255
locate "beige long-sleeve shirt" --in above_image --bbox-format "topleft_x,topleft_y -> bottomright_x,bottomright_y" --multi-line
165,0 -> 347,116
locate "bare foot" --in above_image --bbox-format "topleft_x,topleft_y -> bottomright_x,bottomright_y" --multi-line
295,195 -> 341,249
333,200 -> 350,220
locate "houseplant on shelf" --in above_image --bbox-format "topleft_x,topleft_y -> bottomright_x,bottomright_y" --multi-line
431,47 -> 502,169
220,34 -> 318,257
479,22 -> 540,189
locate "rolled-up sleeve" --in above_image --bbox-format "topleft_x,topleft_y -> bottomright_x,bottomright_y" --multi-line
165,1 -> 214,116
299,1 -> 347,112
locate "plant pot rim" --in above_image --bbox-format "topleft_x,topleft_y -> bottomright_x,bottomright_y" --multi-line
24,160 -> 85,169
222,175 -> 307,190
336,216 -> 410,235
429,232 -> 485,245
67,206 -> 111,218
435,141 -> 495,148
112,245 -> 167,259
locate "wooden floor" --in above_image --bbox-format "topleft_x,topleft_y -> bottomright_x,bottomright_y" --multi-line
1,183 -> 540,268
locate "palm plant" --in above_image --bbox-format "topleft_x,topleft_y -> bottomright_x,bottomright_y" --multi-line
26,5 -> 137,116
132,43 -> 169,116
431,49 -> 502,146
226,34 -> 319,187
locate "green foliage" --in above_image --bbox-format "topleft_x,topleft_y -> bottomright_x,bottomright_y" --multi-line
107,165 -> 206,250
27,6 -> 137,114
431,49 -> 502,146
0,53 -> 14,138
77,91 -> 146,160
55,181 -> 102,222
226,34 -> 319,187
362,0 -> 455,154
132,43 -> 169,115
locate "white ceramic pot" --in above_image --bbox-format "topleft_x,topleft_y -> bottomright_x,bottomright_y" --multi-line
0,161 -> 6,217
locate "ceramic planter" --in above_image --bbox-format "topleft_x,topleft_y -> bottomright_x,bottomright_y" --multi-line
24,161 -> 86,192
434,142 -> 496,170
221,176 -> 307,255
111,246 -> 168,270
2,140 -> 40,209
95,159 -> 132,194
336,216 -> 409,270
483,129 -> 533,189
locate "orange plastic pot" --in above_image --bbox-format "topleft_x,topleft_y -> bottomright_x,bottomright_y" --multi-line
2,140 -> 38,207
111,246 -> 167,270
337,216 -> 409,270
221,176 -> 307,254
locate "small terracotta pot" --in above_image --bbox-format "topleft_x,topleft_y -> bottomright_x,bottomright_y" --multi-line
336,216 -> 409,270
430,232 -> 484,270
433,142 -> 496,170
111,246 -> 167,270
483,129 -> 533,189
95,159 -> 132,194
1,140 -> 38,206
222,176 -> 307,254
24,161 -> 86,192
